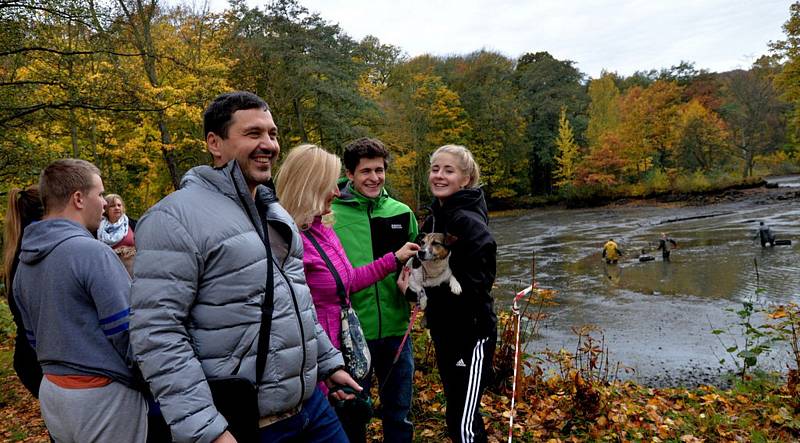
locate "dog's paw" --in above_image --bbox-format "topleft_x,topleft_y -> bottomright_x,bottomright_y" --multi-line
449,277 -> 462,295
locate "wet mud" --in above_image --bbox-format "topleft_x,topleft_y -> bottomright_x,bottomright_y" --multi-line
492,176 -> 800,387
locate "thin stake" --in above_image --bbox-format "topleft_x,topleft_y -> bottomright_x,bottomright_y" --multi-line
508,252 -> 535,442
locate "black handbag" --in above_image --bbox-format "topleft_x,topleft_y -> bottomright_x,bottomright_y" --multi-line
303,231 -> 372,380
207,182 -> 276,443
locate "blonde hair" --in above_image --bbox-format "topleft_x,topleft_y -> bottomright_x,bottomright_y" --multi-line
104,193 -> 124,208
430,144 -> 481,188
275,144 -> 341,230
3,186 -> 43,291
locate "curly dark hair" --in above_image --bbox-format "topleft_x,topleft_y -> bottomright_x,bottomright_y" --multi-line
343,137 -> 390,173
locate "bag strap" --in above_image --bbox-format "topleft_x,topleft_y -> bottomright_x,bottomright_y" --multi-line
231,168 -> 274,384
254,206 -> 275,383
302,230 -> 348,307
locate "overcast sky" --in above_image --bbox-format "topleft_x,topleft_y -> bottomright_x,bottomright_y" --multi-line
200,0 -> 793,78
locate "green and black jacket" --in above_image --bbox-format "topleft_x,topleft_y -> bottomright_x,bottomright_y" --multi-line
332,179 -> 418,340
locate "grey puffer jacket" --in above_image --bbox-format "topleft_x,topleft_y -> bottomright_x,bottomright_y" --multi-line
130,161 -> 343,443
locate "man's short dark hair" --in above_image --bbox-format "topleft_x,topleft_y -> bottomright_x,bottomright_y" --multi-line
203,91 -> 270,139
343,138 -> 390,173
39,159 -> 101,214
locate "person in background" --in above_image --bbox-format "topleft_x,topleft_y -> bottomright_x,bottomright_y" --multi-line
274,144 -> 418,443
3,186 -> 44,398
331,137 -> 418,443
97,193 -> 136,249
97,194 -> 136,275
602,238 -> 623,264
657,233 -> 678,261
754,221 -> 776,248
413,144 -> 497,443
130,91 -> 359,443
13,159 -> 146,442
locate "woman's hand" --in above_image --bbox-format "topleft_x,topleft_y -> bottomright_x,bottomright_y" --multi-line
326,370 -> 362,401
394,242 -> 420,264
397,266 -> 411,294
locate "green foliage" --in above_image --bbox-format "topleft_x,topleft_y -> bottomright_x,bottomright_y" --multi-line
0,298 -> 15,348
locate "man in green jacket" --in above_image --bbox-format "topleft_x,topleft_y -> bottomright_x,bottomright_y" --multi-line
332,138 -> 418,442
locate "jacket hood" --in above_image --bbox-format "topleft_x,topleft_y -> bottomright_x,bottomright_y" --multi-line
335,178 -> 389,207
431,187 -> 489,223
18,218 -> 92,265
181,160 -> 278,207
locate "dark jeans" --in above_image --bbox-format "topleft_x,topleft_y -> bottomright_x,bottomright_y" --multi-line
342,336 -> 414,443
259,388 -> 348,443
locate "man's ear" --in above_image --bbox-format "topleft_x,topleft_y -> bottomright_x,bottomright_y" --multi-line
72,190 -> 85,210
206,132 -> 224,164
345,169 -> 355,182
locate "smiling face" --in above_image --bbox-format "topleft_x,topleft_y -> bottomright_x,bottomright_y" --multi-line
429,152 -> 470,202
346,157 -> 385,199
207,108 -> 279,195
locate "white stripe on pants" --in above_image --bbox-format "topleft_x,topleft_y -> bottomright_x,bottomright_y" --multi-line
460,337 -> 487,443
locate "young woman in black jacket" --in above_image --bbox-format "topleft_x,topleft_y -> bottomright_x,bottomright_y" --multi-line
419,144 -> 497,443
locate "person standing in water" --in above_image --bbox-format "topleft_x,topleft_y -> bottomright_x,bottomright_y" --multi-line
602,239 -> 623,264
657,233 -> 678,261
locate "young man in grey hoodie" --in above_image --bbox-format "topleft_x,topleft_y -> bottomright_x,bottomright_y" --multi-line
13,158 -> 147,443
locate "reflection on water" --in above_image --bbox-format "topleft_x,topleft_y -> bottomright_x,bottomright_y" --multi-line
490,179 -> 799,386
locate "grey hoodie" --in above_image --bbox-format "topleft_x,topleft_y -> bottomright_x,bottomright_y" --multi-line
13,218 -> 136,385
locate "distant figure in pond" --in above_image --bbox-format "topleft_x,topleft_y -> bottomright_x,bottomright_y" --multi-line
754,221 -> 776,248
638,248 -> 655,262
602,238 -> 623,264
657,233 -> 678,261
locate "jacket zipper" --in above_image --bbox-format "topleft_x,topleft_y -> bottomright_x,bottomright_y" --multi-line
367,201 -> 383,338
268,219 -> 308,409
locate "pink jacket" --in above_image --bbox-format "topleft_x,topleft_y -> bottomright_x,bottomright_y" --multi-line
302,217 -> 397,350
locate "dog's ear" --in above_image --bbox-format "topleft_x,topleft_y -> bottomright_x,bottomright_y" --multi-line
414,233 -> 426,245
444,234 -> 458,246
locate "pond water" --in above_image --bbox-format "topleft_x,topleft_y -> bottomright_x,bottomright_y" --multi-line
491,176 -> 800,387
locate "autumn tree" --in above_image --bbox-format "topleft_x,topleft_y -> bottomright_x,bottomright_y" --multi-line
770,1 -> 800,148
380,59 -> 470,209
438,50 -> 527,198
671,100 -> 731,172
719,65 -> 787,177
616,80 -> 683,178
515,51 -> 587,194
224,0 -> 375,152
554,107 -> 580,187
586,72 -> 621,149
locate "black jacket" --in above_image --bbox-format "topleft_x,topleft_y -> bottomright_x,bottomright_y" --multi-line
421,188 -> 497,339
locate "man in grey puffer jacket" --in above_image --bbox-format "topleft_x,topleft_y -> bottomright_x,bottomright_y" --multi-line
130,91 -> 360,443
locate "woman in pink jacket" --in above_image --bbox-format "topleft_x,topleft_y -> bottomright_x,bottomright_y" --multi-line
275,144 -> 418,443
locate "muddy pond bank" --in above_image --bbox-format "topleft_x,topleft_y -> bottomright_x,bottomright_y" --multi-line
491,176 -> 800,388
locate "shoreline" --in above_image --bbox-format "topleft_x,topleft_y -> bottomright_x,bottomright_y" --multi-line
490,176 -> 800,218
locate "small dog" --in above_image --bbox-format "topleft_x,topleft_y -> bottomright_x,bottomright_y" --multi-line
406,233 -> 462,310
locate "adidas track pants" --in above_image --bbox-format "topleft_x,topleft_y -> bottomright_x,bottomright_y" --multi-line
431,331 -> 497,443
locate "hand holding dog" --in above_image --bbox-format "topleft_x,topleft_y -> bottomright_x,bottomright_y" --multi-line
394,242 -> 420,263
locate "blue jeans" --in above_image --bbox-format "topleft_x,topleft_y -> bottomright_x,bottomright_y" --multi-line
363,336 -> 414,443
259,388 -> 348,443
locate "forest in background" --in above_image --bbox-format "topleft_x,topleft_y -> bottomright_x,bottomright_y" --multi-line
1,0 -> 799,219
